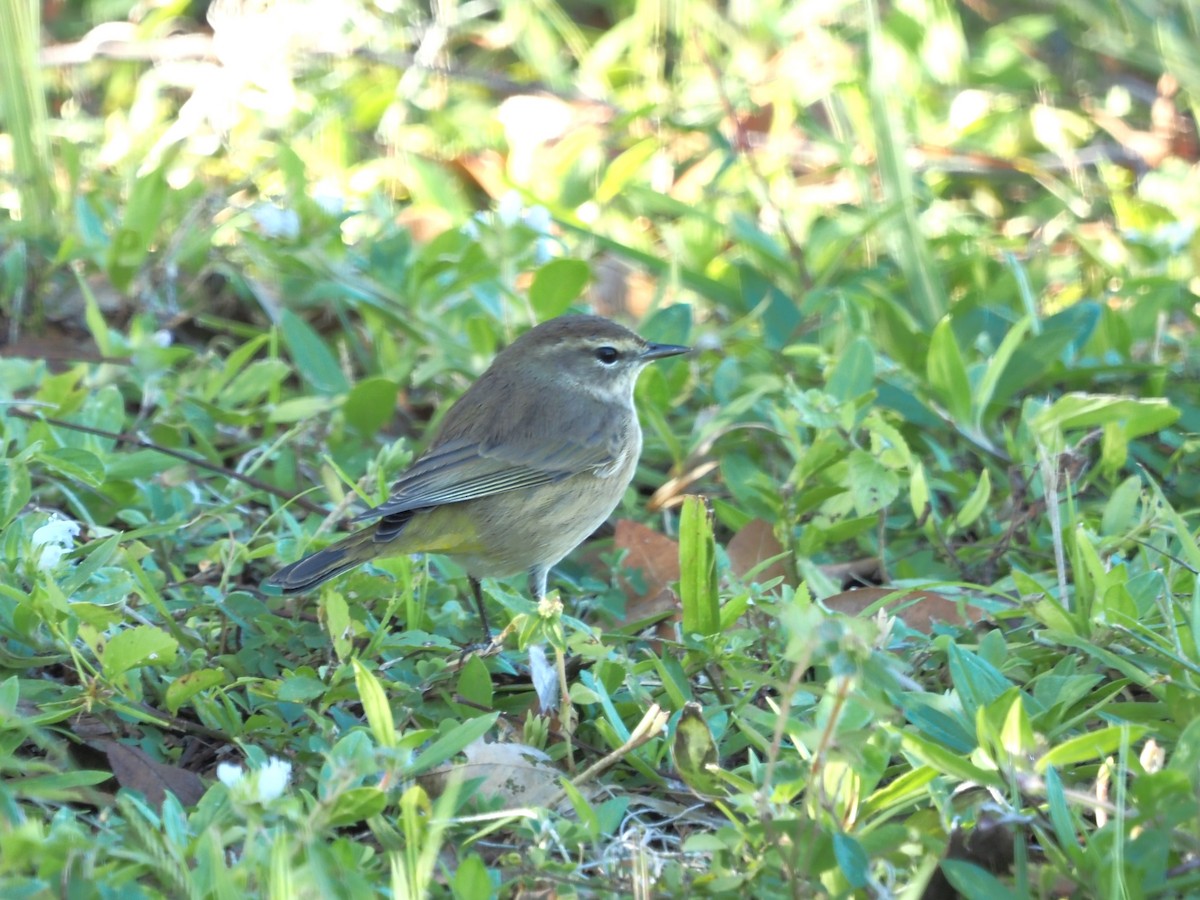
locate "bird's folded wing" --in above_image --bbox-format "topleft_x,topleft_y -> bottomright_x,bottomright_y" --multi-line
353,433 -> 618,522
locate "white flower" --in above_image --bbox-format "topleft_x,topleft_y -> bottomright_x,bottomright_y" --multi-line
31,516 -> 80,571
217,762 -> 245,787
152,329 -> 174,348
497,191 -> 523,226
312,183 -> 345,216
217,756 -> 291,802
256,757 -> 292,802
523,204 -> 551,234
251,203 -> 301,240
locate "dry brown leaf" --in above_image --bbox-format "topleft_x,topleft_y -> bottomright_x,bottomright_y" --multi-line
726,518 -> 791,588
89,739 -> 206,809
613,519 -> 681,637
822,586 -> 983,633
419,738 -> 564,810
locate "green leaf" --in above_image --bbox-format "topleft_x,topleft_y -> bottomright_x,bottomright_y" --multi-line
847,450 -> 900,515
100,626 -> 179,678
1033,394 -> 1178,445
940,860 -> 1023,900
972,316 -> 1033,428
456,654 -> 493,710
596,138 -> 659,203
35,447 -> 105,488
277,675 -> 329,703
900,732 -> 998,785
679,496 -> 720,640
165,668 -> 227,714
529,259 -> 590,318
926,317 -> 971,423
279,309 -> 350,396
407,713 -> 500,777
1043,766 -> 1086,867
452,854 -> 493,900
832,832 -> 869,889
951,469 -> 991,530
0,458 -> 31,530
324,591 -> 353,661
325,786 -> 388,827
1036,725 -> 1148,771
827,336 -> 875,402
671,702 -> 721,795
343,377 -> 398,436
352,660 -> 397,750
106,164 -> 169,291
948,643 -> 1011,721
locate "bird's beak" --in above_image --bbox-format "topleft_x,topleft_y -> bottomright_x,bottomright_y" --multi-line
640,342 -> 690,361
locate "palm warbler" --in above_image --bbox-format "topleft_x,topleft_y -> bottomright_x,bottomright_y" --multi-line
266,314 -> 689,632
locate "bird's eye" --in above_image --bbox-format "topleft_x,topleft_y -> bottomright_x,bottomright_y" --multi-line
594,346 -> 620,365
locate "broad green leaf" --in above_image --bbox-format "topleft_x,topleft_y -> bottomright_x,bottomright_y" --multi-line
951,469 -> 991,531
529,259 -> 590,318
1034,394 -> 1178,443
353,659 -> 397,750
948,643 -> 1011,721
595,138 -> 659,204
279,309 -> 350,396
679,495 -> 720,640
1043,767 -> 1086,867
1037,725 -> 1148,771
671,702 -> 721,796
0,459 -> 31,530
407,713 -> 500,776
324,591 -> 353,661
165,668 -> 228,714
35,447 -> 105,488
452,854 -> 493,900
832,832 -> 869,889
456,654 -> 494,710
222,359 -> 293,407
106,164 -> 169,291
326,786 -> 388,827
827,336 -> 875,402
343,377 -> 398,436
900,732 -> 997,785
101,626 -> 178,678
973,316 -> 1033,428
926,317 -> 972,423
910,462 -> 930,521
847,450 -> 900,515
940,860 -> 1023,899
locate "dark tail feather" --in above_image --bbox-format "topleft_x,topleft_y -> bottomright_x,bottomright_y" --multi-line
265,530 -> 377,594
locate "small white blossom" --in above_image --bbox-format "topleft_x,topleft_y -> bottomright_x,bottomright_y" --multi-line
523,204 -> 551,234
216,762 -> 245,787
312,184 -> 345,216
152,329 -> 174,348
497,190 -> 523,226
256,757 -> 292,801
31,516 -> 80,570
251,203 -> 301,240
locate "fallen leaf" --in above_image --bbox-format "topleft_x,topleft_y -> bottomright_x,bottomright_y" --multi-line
89,739 -> 206,809
822,586 -> 983,633
419,738 -> 563,810
726,518 -> 791,588
613,519 -> 681,637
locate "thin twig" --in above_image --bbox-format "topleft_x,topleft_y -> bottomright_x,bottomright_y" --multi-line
551,704 -> 669,803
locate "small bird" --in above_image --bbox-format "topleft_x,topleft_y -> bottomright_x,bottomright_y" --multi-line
266,314 -> 689,634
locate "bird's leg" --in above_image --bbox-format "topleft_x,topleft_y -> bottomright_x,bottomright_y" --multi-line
468,576 -> 491,638
528,567 -> 549,601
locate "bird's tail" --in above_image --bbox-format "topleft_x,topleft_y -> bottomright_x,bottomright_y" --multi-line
265,528 -> 379,594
